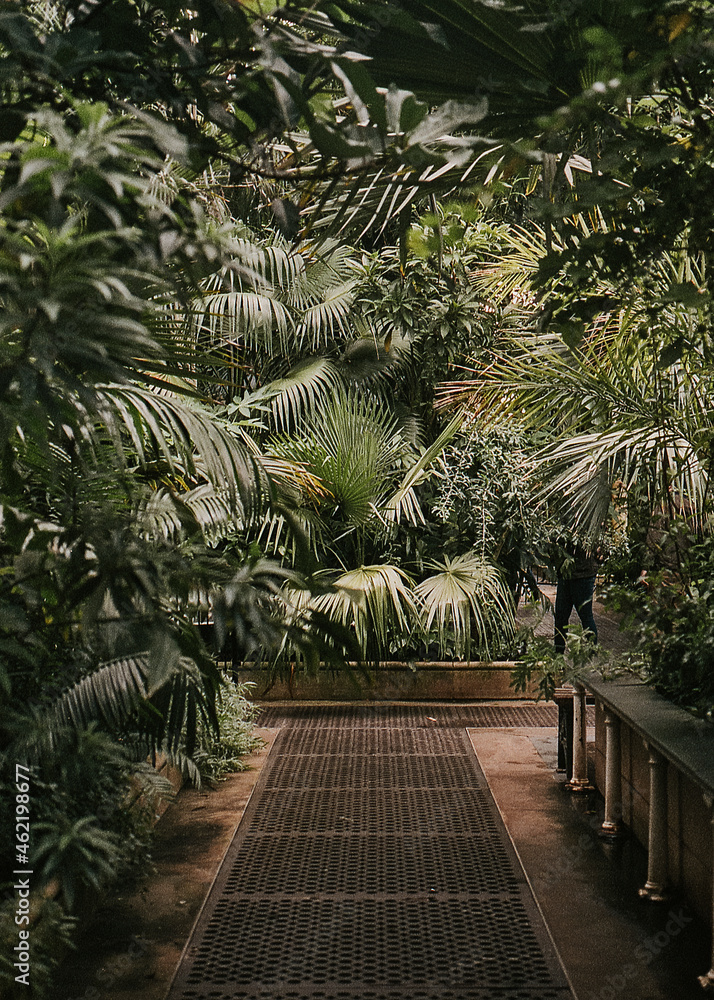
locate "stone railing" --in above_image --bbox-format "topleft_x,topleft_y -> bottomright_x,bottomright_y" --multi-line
573,671 -> 714,991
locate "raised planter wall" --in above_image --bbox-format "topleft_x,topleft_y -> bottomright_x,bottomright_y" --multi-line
233,661 -> 534,701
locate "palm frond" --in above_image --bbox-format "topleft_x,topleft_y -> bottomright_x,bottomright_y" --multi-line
48,655 -> 150,734
383,413 -> 463,525
136,485 -> 240,545
338,336 -> 406,389
415,553 -> 515,660
539,424 -> 708,538
187,235 -> 360,357
230,235 -> 306,292
192,287 -> 293,354
261,357 -> 342,433
268,387 -> 412,525
258,505 -> 328,561
297,0 -> 649,241
305,138 -> 506,241
90,385 -> 266,512
285,240 -> 358,306
468,222 -> 550,306
442,313 -> 714,535
296,280 -> 356,349
35,641 -> 219,758
313,563 -> 420,656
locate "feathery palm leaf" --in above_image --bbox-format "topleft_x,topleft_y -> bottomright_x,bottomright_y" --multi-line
191,272 -> 294,356
468,222 -> 552,307
296,279 -> 357,350
89,385 -> 266,513
255,357 -> 342,434
444,323 -> 714,537
383,413 -> 463,525
47,656 -> 150,736
188,234 -> 360,360
136,485 -> 240,545
38,635 -> 222,757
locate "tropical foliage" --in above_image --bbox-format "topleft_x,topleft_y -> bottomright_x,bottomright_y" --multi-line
445,236 -> 711,518
608,527 -> 714,717
4,0 -> 714,991
193,678 -> 264,783
0,3 -> 363,988
166,204 -> 519,666
0,99 -> 300,995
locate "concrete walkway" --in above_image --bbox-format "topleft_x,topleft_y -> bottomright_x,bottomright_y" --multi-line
472,725 -> 710,1000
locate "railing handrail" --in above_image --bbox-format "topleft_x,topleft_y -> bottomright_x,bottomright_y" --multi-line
582,668 -> 714,798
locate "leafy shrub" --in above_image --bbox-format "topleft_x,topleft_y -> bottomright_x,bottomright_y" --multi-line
510,623 -> 610,701
0,898 -> 75,1000
607,528 -> 714,715
194,677 -> 263,782
0,675 -> 261,997
0,744 -> 156,997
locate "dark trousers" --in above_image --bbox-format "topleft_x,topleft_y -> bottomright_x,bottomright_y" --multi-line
554,576 -> 597,653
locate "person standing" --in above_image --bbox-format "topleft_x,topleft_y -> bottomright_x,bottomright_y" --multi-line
554,543 -> 598,654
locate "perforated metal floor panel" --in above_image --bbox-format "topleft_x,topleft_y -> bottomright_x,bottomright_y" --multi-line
166,706 -> 574,1000
255,702 -> 559,729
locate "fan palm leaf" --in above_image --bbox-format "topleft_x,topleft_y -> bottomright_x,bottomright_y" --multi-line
293,0 -> 564,239
414,553 -> 515,660
312,564 -> 421,656
295,1 -> 667,242
269,387 -> 411,527
325,0 -> 560,110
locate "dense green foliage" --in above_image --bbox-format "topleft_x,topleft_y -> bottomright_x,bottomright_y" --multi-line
606,528 -> 714,716
3,0 -> 714,992
194,679 -> 264,782
0,3 -> 354,989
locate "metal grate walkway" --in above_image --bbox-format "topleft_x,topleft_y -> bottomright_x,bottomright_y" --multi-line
166,705 -> 575,1000
255,702 -> 560,730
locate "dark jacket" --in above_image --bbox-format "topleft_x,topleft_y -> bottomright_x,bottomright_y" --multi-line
558,545 -> 598,580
